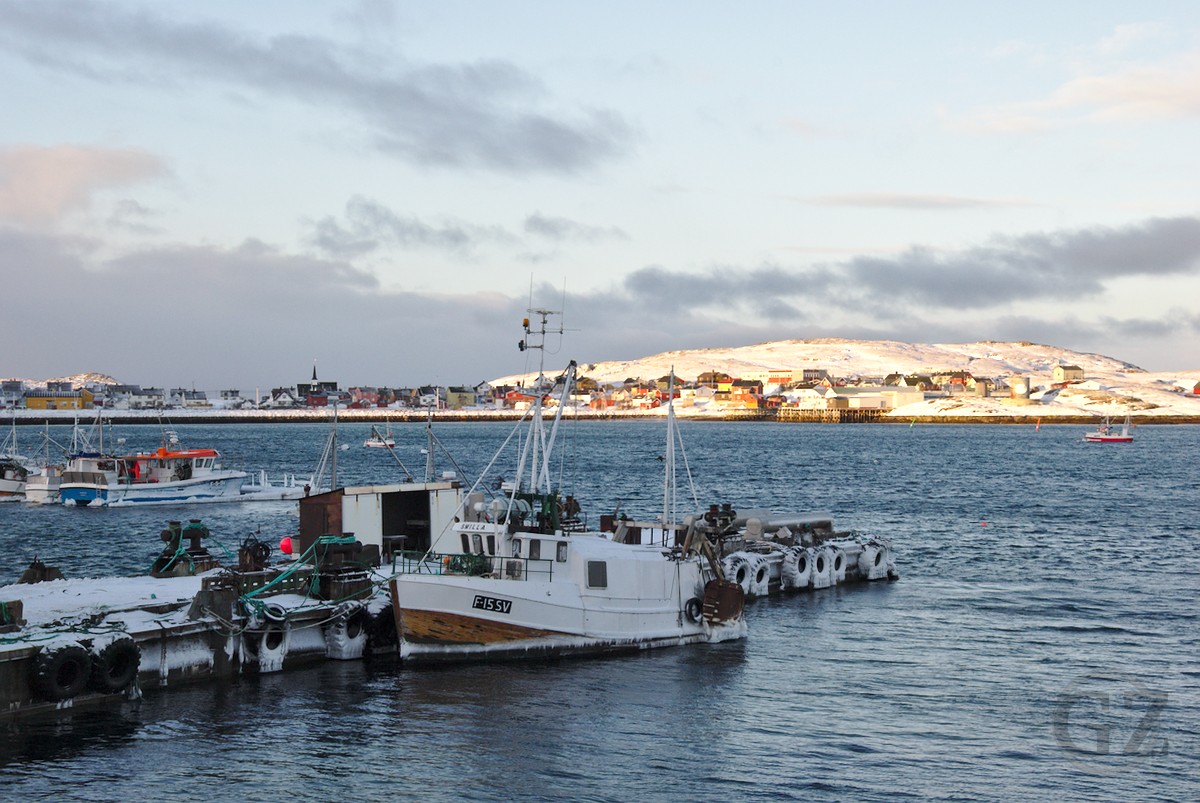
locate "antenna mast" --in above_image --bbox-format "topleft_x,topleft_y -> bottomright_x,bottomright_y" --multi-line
515,307 -> 566,494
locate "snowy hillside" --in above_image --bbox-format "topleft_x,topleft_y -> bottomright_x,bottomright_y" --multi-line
495,338 -> 1200,420
2,372 -> 119,388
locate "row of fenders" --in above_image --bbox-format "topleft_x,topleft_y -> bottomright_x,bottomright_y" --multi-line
721,539 -> 897,598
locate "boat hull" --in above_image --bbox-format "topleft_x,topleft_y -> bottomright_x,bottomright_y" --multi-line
391,574 -> 714,663
62,474 -> 247,506
0,478 -> 25,497
1083,434 -> 1133,443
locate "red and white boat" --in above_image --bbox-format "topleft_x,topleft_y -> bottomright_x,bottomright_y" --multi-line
1083,415 -> 1133,443
363,422 -> 396,449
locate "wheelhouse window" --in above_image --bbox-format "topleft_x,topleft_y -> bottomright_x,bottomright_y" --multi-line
528,539 -> 541,561
586,561 -> 607,589
471,533 -> 483,554
486,534 -> 496,555
556,542 -> 568,563
512,539 -> 522,557
461,533 -> 472,553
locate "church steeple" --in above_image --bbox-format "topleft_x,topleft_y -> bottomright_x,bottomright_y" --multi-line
312,361 -> 318,382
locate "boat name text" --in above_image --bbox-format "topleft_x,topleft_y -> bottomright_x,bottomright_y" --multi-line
472,595 -> 512,614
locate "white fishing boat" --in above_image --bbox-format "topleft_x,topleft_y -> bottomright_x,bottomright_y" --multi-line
0,420 -> 31,498
24,466 -> 62,505
364,422 -> 396,449
390,311 -> 746,663
1083,414 -> 1133,443
0,456 -> 28,498
60,430 -> 247,507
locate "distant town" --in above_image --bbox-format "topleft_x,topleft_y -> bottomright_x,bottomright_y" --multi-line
9,362 -> 1195,419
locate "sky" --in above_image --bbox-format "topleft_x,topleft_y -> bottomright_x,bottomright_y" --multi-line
1,0 -> 1198,390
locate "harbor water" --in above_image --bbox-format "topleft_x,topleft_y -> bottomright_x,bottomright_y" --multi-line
1,420 -> 1197,801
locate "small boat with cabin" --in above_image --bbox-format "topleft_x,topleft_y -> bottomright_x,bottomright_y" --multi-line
364,422 -> 396,449
60,430 -> 247,506
1083,414 -> 1134,443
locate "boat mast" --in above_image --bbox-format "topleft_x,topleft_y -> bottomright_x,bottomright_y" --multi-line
516,308 -> 564,495
331,398 -> 338,489
663,368 -> 675,527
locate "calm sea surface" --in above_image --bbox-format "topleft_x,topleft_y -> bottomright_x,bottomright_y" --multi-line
1,421 -> 1197,801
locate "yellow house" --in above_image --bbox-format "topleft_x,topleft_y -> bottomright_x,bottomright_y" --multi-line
445,387 -> 477,410
24,388 -> 95,410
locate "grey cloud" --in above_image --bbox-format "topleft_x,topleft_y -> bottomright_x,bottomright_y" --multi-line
621,216 -> 1200,313
106,198 -> 161,234
2,225 -> 534,386
802,193 -> 1037,210
0,2 -> 631,173
524,213 -> 628,243
1014,217 -> 1200,278
845,216 -> 1200,307
307,196 -> 516,257
621,264 -> 836,313
8,217 -> 1198,388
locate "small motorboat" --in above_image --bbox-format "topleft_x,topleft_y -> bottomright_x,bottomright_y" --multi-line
1083,415 -> 1133,443
364,423 -> 396,449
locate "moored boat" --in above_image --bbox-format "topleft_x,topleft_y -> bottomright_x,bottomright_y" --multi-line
60,431 -> 247,507
390,312 -> 746,663
0,456 -> 29,498
0,420 -> 31,498
23,465 -> 62,505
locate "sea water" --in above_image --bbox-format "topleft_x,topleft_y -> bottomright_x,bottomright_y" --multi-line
1,421 -> 1197,801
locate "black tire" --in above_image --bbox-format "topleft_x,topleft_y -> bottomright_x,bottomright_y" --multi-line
366,609 -> 398,653
684,597 -> 703,624
32,644 -> 91,702
89,638 -> 141,693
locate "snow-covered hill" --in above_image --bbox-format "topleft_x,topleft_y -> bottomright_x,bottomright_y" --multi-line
495,338 -> 1200,420
1,372 -> 119,388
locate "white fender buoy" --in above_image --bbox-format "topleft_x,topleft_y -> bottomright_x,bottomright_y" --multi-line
829,545 -> 847,585
810,546 -> 833,590
722,553 -> 753,596
857,541 -> 889,580
242,618 -> 290,673
780,546 -> 811,590
747,554 -> 770,598
324,603 -> 370,661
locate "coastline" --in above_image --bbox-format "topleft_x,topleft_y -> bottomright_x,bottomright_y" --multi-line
6,408 -> 1200,425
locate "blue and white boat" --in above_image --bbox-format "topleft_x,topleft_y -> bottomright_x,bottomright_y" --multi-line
60,432 -> 247,507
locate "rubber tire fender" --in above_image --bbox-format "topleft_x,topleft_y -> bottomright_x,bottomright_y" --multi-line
89,637 -> 141,693
32,644 -> 92,702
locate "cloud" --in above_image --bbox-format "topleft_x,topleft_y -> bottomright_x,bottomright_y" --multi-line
0,1 -> 631,173
0,145 -> 167,225
307,196 -> 516,257
106,198 -> 162,235
799,193 -> 1037,210
1095,22 -> 1166,57
6,215 -> 1199,386
607,216 -> 1200,315
523,213 -> 628,243
1047,54 -> 1200,121
0,225 -> 532,385
948,49 -> 1200,133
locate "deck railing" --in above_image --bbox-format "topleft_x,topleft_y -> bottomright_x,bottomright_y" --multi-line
392,551 -> 554,581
